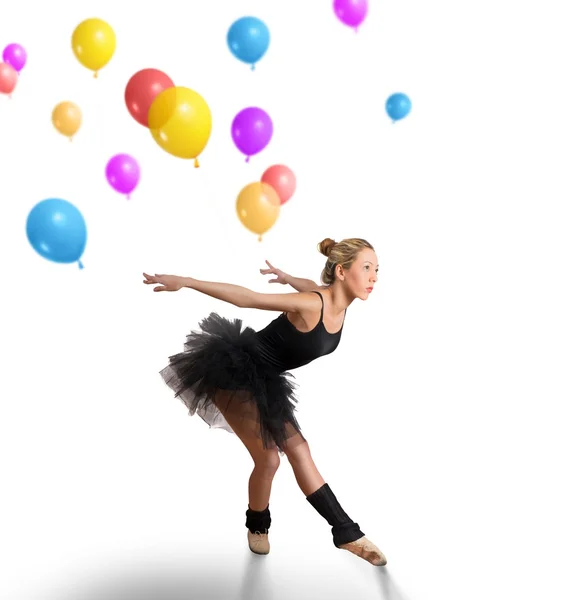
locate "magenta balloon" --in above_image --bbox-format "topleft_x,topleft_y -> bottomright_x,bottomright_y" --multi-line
231,107 -> 273,161
2,43 -> 27,72
105,154 -> 140,198
333,0 -> 368,29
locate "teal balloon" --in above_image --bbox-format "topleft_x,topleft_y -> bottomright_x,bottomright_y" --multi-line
26,198 -> 87,269
227,16 -> 270,69
386,93 -> 412,122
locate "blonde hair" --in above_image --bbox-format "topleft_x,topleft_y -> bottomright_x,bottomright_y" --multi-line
318,237 -> 374,285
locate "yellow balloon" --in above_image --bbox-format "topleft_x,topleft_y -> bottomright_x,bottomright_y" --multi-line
72,18 -> 116,77
236,182 -> 281,241
52,101 -> 82,140
148,86 -> 212,167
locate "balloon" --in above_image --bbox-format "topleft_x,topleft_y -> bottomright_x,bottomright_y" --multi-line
106,154 -> 140,199
0,62 -> 18,96
261,165 -> 296,205
2,43 -> 27,73
26,198 -> 87,269
125,68 -> 174,127
333,0 -> 369,31
71,18 -> 116,77
386,92 -> 412,122
236,181 -> 280,241
227,16 -> 270,70
231,107 -> 273,162
148,86 -> 212,167
52,101 -> 82,140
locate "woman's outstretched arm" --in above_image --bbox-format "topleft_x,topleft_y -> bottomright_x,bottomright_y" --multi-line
143,272 -> 321,314
187,277 -> 322,313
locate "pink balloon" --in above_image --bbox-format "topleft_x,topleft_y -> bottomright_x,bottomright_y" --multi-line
105,154 -> 140,199
333,0 -> 368,31
0,62 -> 18,95
2,43 -> 27,73
261,165 -> 296,205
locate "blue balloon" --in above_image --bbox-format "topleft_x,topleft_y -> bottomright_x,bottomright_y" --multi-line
386,93 -> 412,122
227,16 -> 270,69
26,198 -> 87,269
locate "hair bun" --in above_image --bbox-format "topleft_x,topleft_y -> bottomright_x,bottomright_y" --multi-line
318,238 -> 336,257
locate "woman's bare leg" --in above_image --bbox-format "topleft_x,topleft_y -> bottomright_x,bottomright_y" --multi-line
282,438 -> 326,495
213,392 -> 280,511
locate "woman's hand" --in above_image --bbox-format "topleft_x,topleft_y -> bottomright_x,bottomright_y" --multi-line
260,260 -> 289,285
143,272 -> 188,292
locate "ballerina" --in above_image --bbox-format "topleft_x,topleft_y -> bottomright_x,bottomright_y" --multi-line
144,237 -> 386,566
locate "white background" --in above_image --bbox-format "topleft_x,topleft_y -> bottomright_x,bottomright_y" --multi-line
1,1 -> 561,599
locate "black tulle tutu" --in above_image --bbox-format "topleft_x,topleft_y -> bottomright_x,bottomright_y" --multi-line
159,313 -> 306,452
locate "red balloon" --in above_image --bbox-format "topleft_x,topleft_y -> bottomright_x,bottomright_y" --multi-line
125,68 -> 174,127
261,165 -> 296,205
0,62 -> 18,96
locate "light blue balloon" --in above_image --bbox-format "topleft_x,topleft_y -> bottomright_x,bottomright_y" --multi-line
26,198 -> 87,269
386,93 -> 412,122
227,16 -> 270,70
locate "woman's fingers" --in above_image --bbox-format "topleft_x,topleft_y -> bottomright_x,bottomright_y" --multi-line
261,260 -> 277,276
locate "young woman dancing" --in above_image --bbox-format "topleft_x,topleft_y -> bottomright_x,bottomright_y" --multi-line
143,237 -> 387,567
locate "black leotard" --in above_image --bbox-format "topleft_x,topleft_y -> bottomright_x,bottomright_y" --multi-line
255,290 -> 346,371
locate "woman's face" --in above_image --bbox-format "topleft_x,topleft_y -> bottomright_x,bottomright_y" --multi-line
340,248 -> 379,300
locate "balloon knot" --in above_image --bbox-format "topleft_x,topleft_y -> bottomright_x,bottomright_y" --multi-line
78,260 -> 84,270
245,156 -> 250,163
258,235 -> 262,242
126,194 -> 131,200
94,71 -> 98,79
194,157 -> 200,168
251,64 -> 256,71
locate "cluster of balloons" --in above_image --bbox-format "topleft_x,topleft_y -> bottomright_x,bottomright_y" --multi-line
20,7 -> 412,270
236,164 -> 296,241
71,18 -> 116,78
0,42 -> 27,97
125,68 -> 212,168
227,16 -> 270,70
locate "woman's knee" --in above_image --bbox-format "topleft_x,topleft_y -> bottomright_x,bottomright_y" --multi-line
252,448 -> 281,475
284,439 -> 312,466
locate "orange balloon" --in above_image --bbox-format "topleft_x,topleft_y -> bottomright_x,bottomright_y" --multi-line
52,101 -> 82,140
236,182 -> 280,241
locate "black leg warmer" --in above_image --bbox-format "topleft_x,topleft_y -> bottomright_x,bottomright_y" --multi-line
306,483 -> 365,547
245,505 -> 271,533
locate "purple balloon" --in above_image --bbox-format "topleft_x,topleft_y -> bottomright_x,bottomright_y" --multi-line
333,0 -> 368,30
2,43 -> 27,73
231,107 -> 273,162
105,154 -> 140,199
